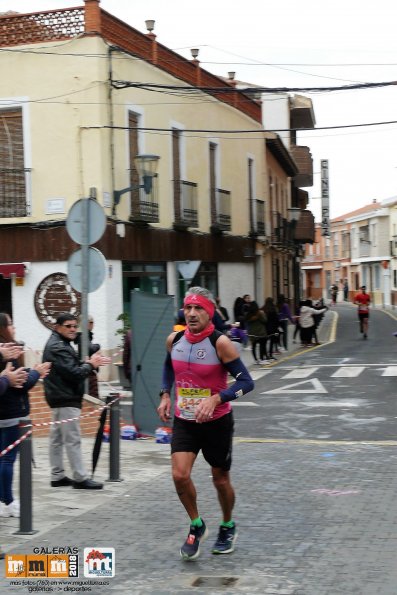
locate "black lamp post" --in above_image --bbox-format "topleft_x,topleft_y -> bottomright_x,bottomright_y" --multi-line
112,154 -> 160,216
288,208 -> 301,310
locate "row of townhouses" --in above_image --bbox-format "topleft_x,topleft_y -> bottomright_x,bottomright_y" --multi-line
302,198 -> 397,307
0,0 -> 315,373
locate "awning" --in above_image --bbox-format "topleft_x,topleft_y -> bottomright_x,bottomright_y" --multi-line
0,263 -> 25,278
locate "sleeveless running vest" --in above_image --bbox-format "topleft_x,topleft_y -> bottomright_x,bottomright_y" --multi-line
171,332 -> 231,422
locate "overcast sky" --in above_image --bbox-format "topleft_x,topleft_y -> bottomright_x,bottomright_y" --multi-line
7,0 -> 397,220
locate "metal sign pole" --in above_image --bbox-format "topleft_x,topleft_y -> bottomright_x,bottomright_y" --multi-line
81,199 -> 89,393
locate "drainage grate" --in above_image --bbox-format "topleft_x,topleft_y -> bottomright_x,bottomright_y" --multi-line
192,577 -> 239,588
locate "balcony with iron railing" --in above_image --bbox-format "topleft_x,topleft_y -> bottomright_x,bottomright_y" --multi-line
174,180 -> 198,229
255,199 -> 266,236
129,174 -> 159,224
270,210 -> 294,249
211,188 -> 231,232
0,168 -> 31,217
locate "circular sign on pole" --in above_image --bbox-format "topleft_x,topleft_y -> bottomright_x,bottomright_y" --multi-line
66,198 -> 106,245
67,247 -> 106,293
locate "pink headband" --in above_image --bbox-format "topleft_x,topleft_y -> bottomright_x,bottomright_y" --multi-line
183,294 -> 215,318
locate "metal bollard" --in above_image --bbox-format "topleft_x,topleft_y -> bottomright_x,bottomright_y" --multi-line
14,420 -> 37,535
107,392 -> 123,482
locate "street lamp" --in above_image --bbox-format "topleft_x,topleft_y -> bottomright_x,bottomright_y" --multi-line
113,154 -> 160,216
288,207 -> 301,223
287,207 -> 302,308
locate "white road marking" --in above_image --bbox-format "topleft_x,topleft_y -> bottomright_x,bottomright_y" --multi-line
250,370 -> 273,380
382,366 -> 397,376
233,401 -> 259,407
331,367 -> 365,378
300,399 -> 363,408
282,367 -> 318,379
261,378 -> 328,394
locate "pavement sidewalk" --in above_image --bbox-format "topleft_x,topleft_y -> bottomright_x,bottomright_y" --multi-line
0,311 -> 348,595
2,435 -> 397,594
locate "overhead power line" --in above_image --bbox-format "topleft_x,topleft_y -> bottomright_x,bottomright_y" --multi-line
81,120 -> 397,134
112,80 -> 397,94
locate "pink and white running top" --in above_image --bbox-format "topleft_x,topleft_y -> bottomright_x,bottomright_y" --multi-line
171,333 -> 231,422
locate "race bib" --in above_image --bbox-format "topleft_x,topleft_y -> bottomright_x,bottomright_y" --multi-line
177,387 -> 211,420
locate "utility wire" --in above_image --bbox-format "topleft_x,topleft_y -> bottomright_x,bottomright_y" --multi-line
80,120 -> 397,134
112,80 -> 397,94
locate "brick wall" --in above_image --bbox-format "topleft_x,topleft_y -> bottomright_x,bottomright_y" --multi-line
29,383 -> 101,438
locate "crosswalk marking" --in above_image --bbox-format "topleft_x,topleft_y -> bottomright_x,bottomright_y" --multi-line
282,367 -> 318,379
233,401 -> 259,407
250,370 -> 273,380
252,365 -> 397,380
331,367 -> 365,378
381,366 -> 397,376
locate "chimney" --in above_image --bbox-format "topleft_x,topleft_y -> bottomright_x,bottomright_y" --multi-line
84,0 -> 101,34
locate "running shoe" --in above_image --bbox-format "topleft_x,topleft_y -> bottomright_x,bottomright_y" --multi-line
180,520 -> 208,560
212,524 -> 238,555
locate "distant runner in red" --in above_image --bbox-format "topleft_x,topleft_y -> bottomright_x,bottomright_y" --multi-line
354,285 -> 371,339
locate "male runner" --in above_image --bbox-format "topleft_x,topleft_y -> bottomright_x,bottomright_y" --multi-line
354,285 -> 371,339
158,287 -> 254,560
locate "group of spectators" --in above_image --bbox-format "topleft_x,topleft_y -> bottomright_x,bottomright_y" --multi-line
234,294 -> 297,364
170,293 -> 328,366
0,313 -> 111,531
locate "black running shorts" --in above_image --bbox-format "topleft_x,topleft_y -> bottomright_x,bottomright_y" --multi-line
358,312 -> 369,320
171,412 -> 234,471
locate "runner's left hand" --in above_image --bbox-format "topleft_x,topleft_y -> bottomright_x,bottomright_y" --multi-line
195,395 -> 219,423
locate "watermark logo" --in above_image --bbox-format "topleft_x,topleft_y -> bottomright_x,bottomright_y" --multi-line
5,554 -> 79,578
84,548 -> 115,578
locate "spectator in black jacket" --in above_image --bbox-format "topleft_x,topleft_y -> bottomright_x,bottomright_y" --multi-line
43,313 -> 110,491
262,297 -> 279,360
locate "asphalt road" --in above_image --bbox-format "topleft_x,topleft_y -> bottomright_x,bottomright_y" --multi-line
233,304 -> 397,442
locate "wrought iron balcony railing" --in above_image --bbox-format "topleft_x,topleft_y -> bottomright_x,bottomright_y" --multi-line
212,188 -> 231,232
174,180 -> 198,228
255,199 -> 265,236
270,210 -> 294,249
129,174 -> 159,223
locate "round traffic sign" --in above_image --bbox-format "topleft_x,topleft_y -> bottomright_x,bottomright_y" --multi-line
67,247 -> 106,293
66,198 -> 106,245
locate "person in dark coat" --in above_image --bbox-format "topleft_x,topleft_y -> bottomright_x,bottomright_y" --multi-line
244,301 -> 268,364
262,297 -> 279,360
43,313 -> 110,490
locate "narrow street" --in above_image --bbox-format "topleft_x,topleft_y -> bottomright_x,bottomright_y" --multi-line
2,305 -> 397,595
234,304 -> 397,441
